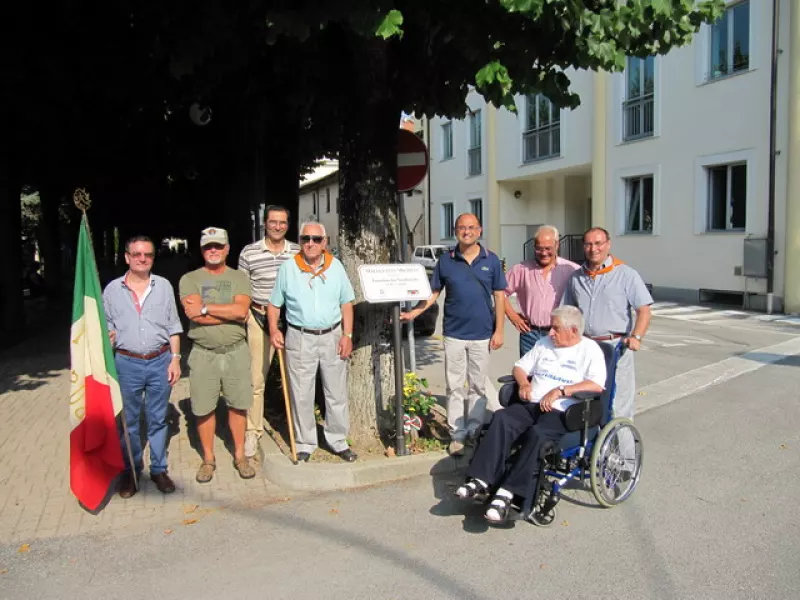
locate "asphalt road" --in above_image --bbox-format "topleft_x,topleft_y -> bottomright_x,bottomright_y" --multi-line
2,311 -> 799,599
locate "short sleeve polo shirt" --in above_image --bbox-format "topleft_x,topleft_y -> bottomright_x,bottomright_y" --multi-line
430,244 -> 507,340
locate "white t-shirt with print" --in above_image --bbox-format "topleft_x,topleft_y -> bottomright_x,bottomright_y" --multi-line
513,336 -> 607,412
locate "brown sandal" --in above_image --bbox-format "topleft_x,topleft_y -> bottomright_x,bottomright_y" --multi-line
196,460 -> 216,483
234,457 -> 256,479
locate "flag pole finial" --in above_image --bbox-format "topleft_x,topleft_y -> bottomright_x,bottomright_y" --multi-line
73,188 -> 91,213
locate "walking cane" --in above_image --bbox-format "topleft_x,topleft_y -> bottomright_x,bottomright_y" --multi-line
277,348 -> 298,465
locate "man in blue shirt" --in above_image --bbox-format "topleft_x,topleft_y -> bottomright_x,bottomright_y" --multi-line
268,222 -> 357,463
103,236 -> 183,498
402,213 -> 506,455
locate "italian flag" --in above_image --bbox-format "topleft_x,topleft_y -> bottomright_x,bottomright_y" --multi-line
69,215 -> 125,510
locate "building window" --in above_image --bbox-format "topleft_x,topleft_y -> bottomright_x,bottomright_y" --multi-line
710,1 -> 749,80
312,191 -> 318,217
523,94 -> 560,163
624,176 -> 654,234
468,110 -> 482,176
441,122 -> 453,160
441,202 -> 455,238
707,163 -> 746,231
623,56 -> 655,141
469,199 -> 483,229
326,188 -> 331,213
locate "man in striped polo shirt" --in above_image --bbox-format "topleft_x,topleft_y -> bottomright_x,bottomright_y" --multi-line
238,205 -> 300,457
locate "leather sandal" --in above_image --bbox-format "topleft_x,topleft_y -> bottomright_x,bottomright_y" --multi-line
196,460 -> 216,483
234,457 -> 256,479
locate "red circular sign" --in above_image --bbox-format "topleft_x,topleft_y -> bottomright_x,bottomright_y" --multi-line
397,129 -> 429,192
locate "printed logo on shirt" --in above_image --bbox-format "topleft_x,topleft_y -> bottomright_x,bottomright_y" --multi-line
481,266 -> 490,271
562,359 -> 578,371
201,281 -> 233,305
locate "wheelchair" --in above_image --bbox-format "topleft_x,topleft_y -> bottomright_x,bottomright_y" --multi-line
485,341 -> 643,526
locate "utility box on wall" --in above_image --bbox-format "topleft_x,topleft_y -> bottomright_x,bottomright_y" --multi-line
743,238 -> 769,279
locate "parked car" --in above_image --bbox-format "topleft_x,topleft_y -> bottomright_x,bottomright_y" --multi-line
402,300 -> 439,337
411,245 -> 450,270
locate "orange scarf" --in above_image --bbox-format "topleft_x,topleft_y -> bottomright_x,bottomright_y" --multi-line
294,251 -> 334,286
584,256 -> 625,279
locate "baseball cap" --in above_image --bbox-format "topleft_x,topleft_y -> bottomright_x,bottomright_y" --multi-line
200,227 -> 228,247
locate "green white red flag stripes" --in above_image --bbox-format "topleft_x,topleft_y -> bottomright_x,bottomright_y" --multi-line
69,215 -> 124,510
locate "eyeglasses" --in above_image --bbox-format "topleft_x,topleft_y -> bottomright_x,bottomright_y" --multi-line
583,240 -> 608,248
128,252 -> 155,259
455,225 -> 480,232
534,246 -> 555,253
300,235 -> 325,244
202,243 -> 225,251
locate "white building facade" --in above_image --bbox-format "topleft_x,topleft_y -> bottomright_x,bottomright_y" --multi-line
428,0 -> 800,312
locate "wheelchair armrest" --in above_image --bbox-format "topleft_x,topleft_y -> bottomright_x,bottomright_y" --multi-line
571,391 -> 601,401
497,375 -> 515,384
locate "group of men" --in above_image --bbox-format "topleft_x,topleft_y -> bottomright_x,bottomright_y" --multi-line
103,206 -> 357,499
103,204 -> 651,511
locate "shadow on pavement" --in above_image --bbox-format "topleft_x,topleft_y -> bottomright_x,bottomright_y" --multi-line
0,314 -> 70,395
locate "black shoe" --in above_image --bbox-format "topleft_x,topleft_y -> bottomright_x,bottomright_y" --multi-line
118,472 -> 137,499
335,448 -> 358,462
296,452 -> 311,463
151,472 -> 176,494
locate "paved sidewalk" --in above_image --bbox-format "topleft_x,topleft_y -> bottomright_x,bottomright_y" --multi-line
0,329 -> 287,544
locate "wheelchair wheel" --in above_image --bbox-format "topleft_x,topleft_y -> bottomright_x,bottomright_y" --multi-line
590,418 -> 643,508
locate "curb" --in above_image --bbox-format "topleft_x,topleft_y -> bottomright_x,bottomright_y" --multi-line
258,433 -> 468,492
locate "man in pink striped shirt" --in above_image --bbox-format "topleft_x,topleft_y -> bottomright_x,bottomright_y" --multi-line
504,225 -> 580,357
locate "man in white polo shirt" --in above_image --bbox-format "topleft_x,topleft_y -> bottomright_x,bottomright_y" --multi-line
238,205 -> 300,457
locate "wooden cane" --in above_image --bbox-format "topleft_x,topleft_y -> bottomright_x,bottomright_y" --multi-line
277,348 -> 298,464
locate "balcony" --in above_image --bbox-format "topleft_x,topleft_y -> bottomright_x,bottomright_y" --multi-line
468,146 -> 482,176
623,94 -> 654,141
522,125 -> 561,163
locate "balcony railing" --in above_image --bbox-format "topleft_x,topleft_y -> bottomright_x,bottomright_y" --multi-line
623,94 -> 654,141
468,146 -> 482,176
522,125 -> 561,163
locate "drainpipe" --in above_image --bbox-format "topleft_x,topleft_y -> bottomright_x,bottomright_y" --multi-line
426,116 -> 432,244
766,0 -> 780,314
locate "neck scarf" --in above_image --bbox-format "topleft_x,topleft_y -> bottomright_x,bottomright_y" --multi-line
294,251 -> 333,286
584,255 -> 625,279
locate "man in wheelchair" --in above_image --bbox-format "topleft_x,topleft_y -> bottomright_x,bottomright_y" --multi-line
454,305 -> 607,524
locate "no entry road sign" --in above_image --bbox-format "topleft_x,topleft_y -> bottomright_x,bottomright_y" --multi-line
397,129 -> 429,192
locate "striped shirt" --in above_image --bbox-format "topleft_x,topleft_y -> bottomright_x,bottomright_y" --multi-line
238,238 -> 300,305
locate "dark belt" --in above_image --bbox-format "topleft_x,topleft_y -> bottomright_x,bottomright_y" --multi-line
529,325 -> 551,332
116,344 -> 170,360
288,321 -> 341,335
251,302 -> 269,311
589,333 -> 625,341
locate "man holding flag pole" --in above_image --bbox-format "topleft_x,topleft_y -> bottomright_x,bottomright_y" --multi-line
69,190 -> 128,510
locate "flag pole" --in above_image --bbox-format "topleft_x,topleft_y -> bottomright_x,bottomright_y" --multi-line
73,188 -> 139,493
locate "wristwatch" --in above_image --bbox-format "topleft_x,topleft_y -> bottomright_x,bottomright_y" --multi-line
344,332 -> 353,339
632,334 -> 643,341
200,305 -> 208,316
172,353 -> 182,360
558,386 -> 566,397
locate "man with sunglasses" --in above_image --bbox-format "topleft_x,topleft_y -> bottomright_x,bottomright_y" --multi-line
561,227 -> 652,422
180,227 -> 256,483
268,221 -> 357,463
504,225 -> 579,358
401,213 -> 506,456
103,236 -> 183,498
238,205 -> 300,458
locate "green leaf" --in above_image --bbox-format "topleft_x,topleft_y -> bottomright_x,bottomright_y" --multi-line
375,9 -> 403,40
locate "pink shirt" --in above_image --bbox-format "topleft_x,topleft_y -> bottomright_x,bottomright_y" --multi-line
504,257 -> 580,327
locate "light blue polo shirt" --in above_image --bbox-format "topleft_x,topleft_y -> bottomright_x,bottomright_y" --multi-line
269,256 -> 356,329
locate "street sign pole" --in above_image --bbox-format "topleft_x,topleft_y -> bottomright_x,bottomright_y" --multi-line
397,191 -> 417,373
392,302 -> 406,456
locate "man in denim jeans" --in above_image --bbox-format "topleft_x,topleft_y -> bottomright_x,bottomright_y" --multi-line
104,236 -> 183,498
402,213 -> 506,455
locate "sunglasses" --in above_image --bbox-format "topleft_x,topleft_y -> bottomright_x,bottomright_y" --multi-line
128,252 -> 155,259
202,243 -> 226,251
300,235 -> 325,244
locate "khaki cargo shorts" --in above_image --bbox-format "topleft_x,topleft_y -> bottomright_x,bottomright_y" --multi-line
188,341 -> 253,416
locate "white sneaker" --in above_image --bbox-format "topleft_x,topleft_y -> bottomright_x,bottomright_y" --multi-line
244,431 -> 258,458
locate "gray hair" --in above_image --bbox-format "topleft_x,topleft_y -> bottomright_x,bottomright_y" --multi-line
535,224 -> 560,242
551,306 -> 585,335
299,221 -> 327,238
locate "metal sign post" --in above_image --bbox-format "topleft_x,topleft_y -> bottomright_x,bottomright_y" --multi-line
358,264 -> 432,457
397,191 -> 417,373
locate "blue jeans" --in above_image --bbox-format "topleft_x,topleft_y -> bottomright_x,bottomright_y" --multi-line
115,351 -> 171,475
519,329 -> 548,357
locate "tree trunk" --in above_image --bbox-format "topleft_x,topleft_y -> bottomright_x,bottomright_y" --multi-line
38,185 -> 64,299
338,37 -> 402,445
0,152 -> 25,339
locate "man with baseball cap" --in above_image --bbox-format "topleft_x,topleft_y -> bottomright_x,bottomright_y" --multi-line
179,227 -> 256,482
